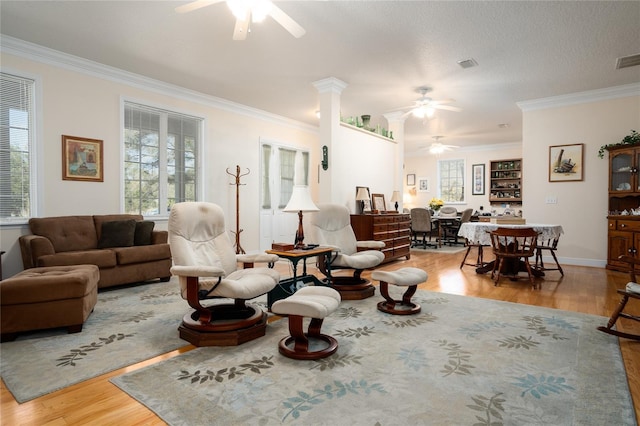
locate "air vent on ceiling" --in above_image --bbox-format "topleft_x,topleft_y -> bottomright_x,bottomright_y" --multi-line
457,58 -> 478,69
616,53 -> 640,69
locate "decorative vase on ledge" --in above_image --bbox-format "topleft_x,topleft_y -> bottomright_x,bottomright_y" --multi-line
361,115 -> 371,130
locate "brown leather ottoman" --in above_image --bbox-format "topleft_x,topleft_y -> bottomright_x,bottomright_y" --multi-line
1,265 -> 99,341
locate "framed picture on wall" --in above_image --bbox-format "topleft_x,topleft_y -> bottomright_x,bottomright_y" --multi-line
62,135 -> 104,182
406,174 -> 416,186
549,143 -> 584,182
472,163 -> 485,195
417,177 -> 429,192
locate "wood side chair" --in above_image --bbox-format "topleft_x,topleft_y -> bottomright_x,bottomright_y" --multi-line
488,227 -> 540,289
598,255 -> 640,341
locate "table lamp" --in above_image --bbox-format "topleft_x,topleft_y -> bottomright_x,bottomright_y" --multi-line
390,190 -> 401,212
283,185 -> 319,249
356,187 -> 370,214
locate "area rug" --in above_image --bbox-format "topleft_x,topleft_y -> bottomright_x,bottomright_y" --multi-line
111,290 -> 636,425
0,278 -> 196,403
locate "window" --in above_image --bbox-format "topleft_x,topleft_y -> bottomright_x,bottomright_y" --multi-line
438,159 -> 465,202
0,72 -> 36,221
124,102 -> 202,216
260,141 -> 309,210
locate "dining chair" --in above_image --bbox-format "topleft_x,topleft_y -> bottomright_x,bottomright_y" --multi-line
598,255 -> 640,341
437,206 -> 459,246
534,236 -> 564,276
488,227 -> 540,289
410,207 -> 438,249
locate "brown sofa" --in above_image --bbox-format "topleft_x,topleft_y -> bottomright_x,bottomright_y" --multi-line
19,214 -> 172,289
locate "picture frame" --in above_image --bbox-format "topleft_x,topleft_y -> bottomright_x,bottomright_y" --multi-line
417,177 -> 429,192
355,186 -> 372,213
371,193 -> 386,212
406,173 -> 416,186
472,163 -> 485,195
62,135 -> 104,182
549,143 -> 584,182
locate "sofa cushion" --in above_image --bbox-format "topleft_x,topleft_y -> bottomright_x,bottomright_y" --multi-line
134,220 -> 155,246
98,220 -> 136,249
37,249 -> 118,268
29,216 -> 98,252
93,214 -> 143,241
113,244 -> 171,265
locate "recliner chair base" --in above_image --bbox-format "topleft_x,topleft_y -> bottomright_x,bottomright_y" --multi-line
179,303 -> 268,346
325,277 -> 375,300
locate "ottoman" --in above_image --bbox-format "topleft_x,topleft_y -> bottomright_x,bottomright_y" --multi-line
1,265 -> 99,341
372,267 -> 428,315
271,286 -> 341,360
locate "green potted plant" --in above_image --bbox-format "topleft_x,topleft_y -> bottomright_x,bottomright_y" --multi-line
598,130 -> 640,158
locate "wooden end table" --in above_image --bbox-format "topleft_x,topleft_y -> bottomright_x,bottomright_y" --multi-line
265,246 -> 333,308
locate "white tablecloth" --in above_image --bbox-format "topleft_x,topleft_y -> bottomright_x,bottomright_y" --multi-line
458,222 -> 564,246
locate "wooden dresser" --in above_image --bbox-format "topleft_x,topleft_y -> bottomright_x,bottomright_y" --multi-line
350,214 -> 411,263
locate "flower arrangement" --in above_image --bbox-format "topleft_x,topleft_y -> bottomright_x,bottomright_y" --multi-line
429,198 -> 444,211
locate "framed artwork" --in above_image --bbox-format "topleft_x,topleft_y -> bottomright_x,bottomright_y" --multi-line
549,143 -> 584,182
355,186 -> 372,213
472,163 -> 485,195
62,135 -> 104,182
406,173 -> 416,186
371,193 -> 386,212
417,177 -> 429,192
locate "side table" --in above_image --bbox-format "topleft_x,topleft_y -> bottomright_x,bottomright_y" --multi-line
265,247 -> 333,308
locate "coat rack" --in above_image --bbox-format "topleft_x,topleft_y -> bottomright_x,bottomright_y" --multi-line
226,165 -> 250,254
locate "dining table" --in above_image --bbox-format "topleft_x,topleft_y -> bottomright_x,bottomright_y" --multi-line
457,222 -> 564,275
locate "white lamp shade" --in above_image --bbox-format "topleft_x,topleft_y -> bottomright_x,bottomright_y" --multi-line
390,191 -> 401,203
355,187 -> 369,201
283,185 -> 319,212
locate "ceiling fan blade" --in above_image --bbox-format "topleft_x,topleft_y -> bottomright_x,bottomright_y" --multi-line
233,16 -> 249,40
433,105 -> 462,112
269,4 -> 306,38
175,0 -> 223,14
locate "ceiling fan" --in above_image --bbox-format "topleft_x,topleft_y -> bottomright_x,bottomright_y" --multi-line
423,136 -> 458,154
395,87 -> 462,119
175,0 -> 306,41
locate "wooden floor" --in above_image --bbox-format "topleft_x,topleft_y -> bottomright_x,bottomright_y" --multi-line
2,249 -> 639,425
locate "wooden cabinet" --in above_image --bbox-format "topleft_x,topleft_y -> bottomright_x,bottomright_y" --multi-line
489,159 -> 522,204
350,214 -> 411,263
606,144 -> 640,271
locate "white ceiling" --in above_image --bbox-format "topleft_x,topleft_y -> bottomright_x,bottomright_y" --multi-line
1,1 -> 639,154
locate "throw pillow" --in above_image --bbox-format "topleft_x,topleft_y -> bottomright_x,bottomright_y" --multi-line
134,220 -> 155,246
98,219 -> 136,248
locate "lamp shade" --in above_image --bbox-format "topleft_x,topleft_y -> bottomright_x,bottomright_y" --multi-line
390,191 -> 401,203
355,187 -> 369,201
283,185 -> 319,213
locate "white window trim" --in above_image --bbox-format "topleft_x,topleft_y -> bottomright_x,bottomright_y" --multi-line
120,96 -> 206,219
0,68 -> 43,226
437,158 -> 466,205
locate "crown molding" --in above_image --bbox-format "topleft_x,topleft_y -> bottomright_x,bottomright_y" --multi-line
517,82 -> 640,111
0,35 -> 318,134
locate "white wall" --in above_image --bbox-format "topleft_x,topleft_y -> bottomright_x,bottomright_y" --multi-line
521,91 -> 640,267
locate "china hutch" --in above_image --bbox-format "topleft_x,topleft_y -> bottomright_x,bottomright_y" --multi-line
606,144 -> 640,271
489,159 -> 522,205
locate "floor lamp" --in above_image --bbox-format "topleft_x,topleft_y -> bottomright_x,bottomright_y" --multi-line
283,185 -> 319,249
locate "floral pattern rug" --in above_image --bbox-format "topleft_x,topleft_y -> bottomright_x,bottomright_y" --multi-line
1,279 -> 186,403
111,290 -> 636,425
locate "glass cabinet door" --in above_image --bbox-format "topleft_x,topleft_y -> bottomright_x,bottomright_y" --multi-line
610,150 -> 633,192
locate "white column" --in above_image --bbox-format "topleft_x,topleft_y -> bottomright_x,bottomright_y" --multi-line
312,77 -> 348,204
383,111 -> 407,211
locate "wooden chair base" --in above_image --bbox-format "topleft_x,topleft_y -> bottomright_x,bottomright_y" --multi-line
597,289 -> 640,341
278,316 -> 338,360
325,277 -> 375,300
179,303 -> 268,346
377,281 -> 421,315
